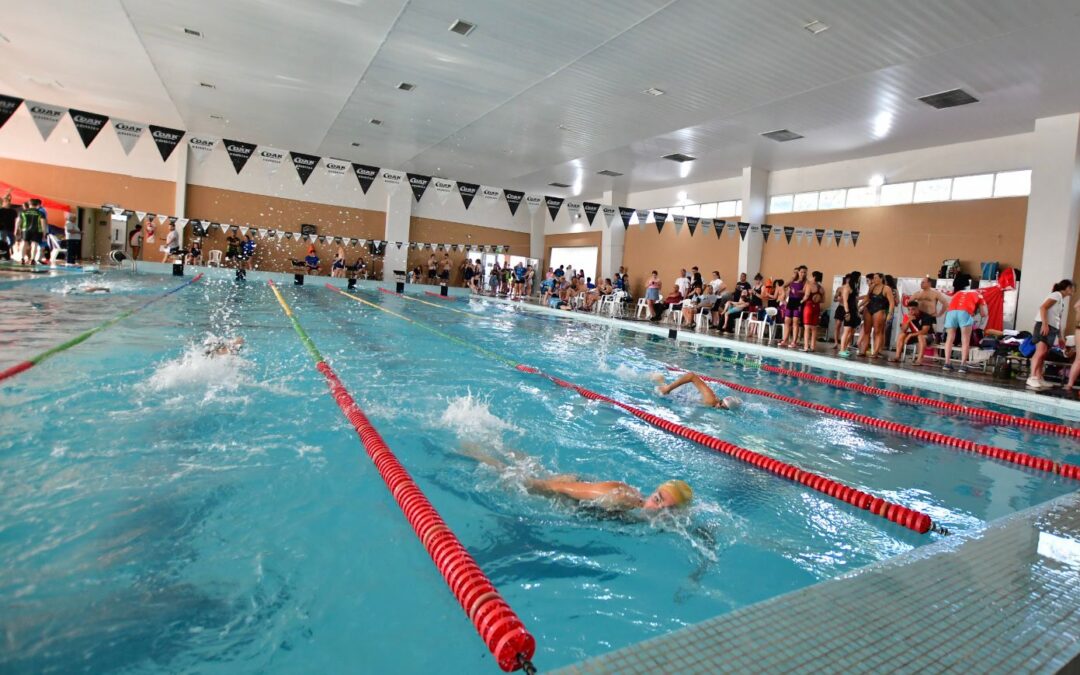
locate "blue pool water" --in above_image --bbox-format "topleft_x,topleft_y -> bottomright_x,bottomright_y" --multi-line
1,272 -> 1077,673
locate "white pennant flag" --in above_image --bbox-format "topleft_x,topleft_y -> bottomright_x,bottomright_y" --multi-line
672,214 -> 685,235
432,179 -> 454,204
566,201 -> 582,221
258,147 -> 286,177
323,158 -> 349,179
187,135 -> 218,163
258,228 -> 268,237
156,214 -> 168,225
602,205 -> 617,228
636,209 -> 650,231
381,169 -> 405,192
26,101 -> 67,141
135,211 -> 147,221
112,118 -> 146,155
795,230 -> 803,246
239,226 -> 249,235
175,218 -> 189,228
525,194 -> 543,214
308,233 -> 318,243
480,186 -> 501,203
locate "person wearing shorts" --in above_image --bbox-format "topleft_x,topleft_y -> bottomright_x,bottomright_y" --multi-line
941,275 -> 986,372
891,301 -> 934,365
1027,279 -> 1073,390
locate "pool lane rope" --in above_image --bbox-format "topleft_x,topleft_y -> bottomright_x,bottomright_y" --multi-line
0,273 -> 204,384
271,283 -> 536,673
328,285 -> 943,536
666,366 -> 1080,481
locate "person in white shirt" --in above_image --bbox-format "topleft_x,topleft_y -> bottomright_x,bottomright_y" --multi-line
674,269 -> 690,297
708,271 -> 725,296
1027,279 -> 1073,390
160,223 -> 179,262
64,213 -> 81,264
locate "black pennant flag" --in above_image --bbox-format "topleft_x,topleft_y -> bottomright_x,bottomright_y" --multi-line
0,94 -> 22,130
714,219 -> 725,239
815,228 -> 825,245
851,231 -> 860,247
833,230 -> 843,246
352,164 -> 379,193
458,182 -> 479,209
68,109 -> 107,147
652,212 -> 667,233
545,196 -> 564,220
760,223 -> 773,241
737,222 -> 750,240
784,226 -> 795,244
148,125 -> 185,161
224,139 -> 257,174
618,207 -> 635,230
656,218 -> 665,234
407,174 -> 431,201
686,216 -> 699,236
582,202 -> 600,225
290,152 -> 320,185
504,190 -> 524,216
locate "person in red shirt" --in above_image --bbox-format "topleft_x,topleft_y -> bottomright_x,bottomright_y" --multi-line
941,275 -> 987,373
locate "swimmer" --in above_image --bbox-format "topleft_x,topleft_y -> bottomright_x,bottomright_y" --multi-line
202,336 -> 245,357
461,445 -> 692,512
65,285 -> 110,294
651,372 -> 741,410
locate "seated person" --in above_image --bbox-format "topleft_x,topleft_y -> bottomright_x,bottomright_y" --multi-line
719,294 -> 751,332
680,284 -> 706,326
890,300 -> 934,365
187,238 -> 203,265
648,288 -> 684,322
303,246 -> 320,274
651,372 -> 741,410
547,294 -> 571,310
539,277 -> 556,303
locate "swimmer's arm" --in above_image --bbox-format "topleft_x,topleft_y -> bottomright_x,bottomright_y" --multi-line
689,375 -> 721,407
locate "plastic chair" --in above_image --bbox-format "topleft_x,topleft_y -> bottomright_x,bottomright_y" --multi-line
636,298 -> 649,319
694,306 -> 712,332
732,310 -> 751,336
208,249 -> 223,267
746,307 -> 779,342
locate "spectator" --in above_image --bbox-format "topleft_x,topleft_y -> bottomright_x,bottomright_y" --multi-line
64,212 -> 81,265
331,244 -> 346,277
159,222 -> 179,262
941,274 -> 987,373
225,230 -> 241,265
838,272 -> 862,357
674,268 -> 690,297
1064,295 -> 1080,395
188,238 -> 203,266
0,190 -> 16,258
304,246 -> 320,274
650,287 -> 684,323
911,276 -> 949,319
242,233 -> 256,270
427,253 -> 438,282
19,201 -> 46,265
644,270 -> 663,320
439,254 -> 452,284
801,270 -> 824,352
780,266 -> 807,348
129,222 -> 144,261
858,272 -> 896,358
690,266 -> 703,289
890,300 -> 934,365
831,275 -> 848,349
1026,279 -> 1074,390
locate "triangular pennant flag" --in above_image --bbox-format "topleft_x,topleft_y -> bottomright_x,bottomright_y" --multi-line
257,147 -> 286,176
634,210 -> 649,231
188,135 -> 218,163
686,216 -> 699,236
481,186 -> 501,203
833,229 -> 843,246
566,201 -> 582,221
545,196 -> 564,220
156,214 -> 168,225
407,173 -> 431,201
525,194 -> 543,214
458,182 -> 479,209
290,152 -> 320,185
0,94 -> 23,131
618,207 -> 635,230
655,216 -> 665,234
349,238 -> 358,246
602,205 -> 617,227
760,223 -> 773,241
652,211 -> 668,233
432,179 -> 455,205
308,233 -> 318,243
714,219 -> 726,239
175,217 -> 189,228
239,226 -> 249,235
381,170 -> 405,192
815,228 -> 825,245
324,158 -> 349,178
352,164 -> 379,193
795,230 -> 804,246
783,226 -> 794,244
135,211 -> 147,221
224,139 -> 256,174
504,190 -> 524,216
68,109 -> 109,148
148,125 -> 185,161
112,119 -> 145,155
672,214 -> 685,236
259,228 -> 268,238
851,231 -> 860,247
737,222 -> 750,239
26,101 -> 67,141
583,202 -> 600,225
396,241 -> 404,249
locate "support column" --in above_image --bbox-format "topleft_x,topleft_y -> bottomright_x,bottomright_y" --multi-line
601,188 -> 627,279
1017,113 -> 1080,324
383,187 -> 411,282
737,166 -> 769,279
174,149 -> 188,246
529,206 -> 545,265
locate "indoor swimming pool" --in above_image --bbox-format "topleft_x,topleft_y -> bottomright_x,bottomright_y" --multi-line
1,271 -> 1078,673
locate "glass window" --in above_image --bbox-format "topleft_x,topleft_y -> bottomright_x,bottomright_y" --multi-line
818,189 -> 846,210
670,205 -> 684,216
950,174 -> 994,201
683,203 -> 701,218
715,200 -> 738,217
913,178 -> 952,203
793,192 -> 819,211
768,194 -> 794,213
994,170 -> 1031,197
735,200 -> 743,216
879,182 -> 914,206
845,186 -> 878,208
699,202 -> 718,219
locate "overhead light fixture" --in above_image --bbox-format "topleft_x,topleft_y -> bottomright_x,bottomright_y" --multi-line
918,88 -> 979,109
597,169 -> 623,177
803,20 -> 829,35
369,118 -> 383,126
351,142 -> 361,147
677,191 -> 688,202
183,28 -> 203,37
209,114 -> 224,120
397,82 -> 416,92
761,129 -> 804,142
662,153 -> 696,163
869,174 -> 885,188
199,82 -> 216,89
642,87 -> 665,96
548,182 -> 571,188
448,19 -> 477,36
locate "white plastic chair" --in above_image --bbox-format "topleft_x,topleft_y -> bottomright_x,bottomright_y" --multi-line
732,310 -> 752,336
207,249 -> 223,267
746,307 -> 780,342
604,291 -> 628,317
636,298 -> 649,319
694,306 -> 712,332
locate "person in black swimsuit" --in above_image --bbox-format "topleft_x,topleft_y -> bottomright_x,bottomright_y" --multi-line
831,274 -> 848,349
838,271 -> 862,357
858,273 -> 895,358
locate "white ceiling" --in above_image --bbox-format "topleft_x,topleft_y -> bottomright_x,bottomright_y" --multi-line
3,0 -> 1080,197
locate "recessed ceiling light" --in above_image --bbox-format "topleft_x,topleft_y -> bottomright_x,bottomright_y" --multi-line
199,82 -> 216,89
662,153 -> 696,162
183,28 -> 203,37
351,142 -> 361,147
397,82 -> 416,92
448,19 -> 477,36
597,169 -> 623,177
209,114 -> 224,120
643,87 -> 665,96
918,88 -> 979,109
548,182 -> 571,188
803,20 -> 829,35
369,118 -> 383,126
761,129 -> 804,142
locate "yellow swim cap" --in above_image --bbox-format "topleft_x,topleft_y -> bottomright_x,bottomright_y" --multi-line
660,479 -> 693,507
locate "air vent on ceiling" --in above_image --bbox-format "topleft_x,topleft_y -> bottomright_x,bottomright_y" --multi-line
597,169 -> 623,177
548,182 -> 571,188
351,142 -> 361,147
642,87 -> 665,97
209,114 -> 224,120
803,20 -> 829,35
449,19 -> 477,36
183,28 -> 203,37
761,129 -> 804,142
662,153 -> 696,162
199,82 -> 216,89
397,82 -> 416,92
370,118 -> 383,126
918,88 -> 979,109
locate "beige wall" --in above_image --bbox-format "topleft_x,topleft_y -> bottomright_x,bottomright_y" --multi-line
405,216 -> 531,286
544,231 -> 603,279
622,222 -> 741,296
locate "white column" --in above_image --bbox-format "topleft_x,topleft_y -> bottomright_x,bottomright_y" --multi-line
737,166 -> 769,278
1017,113 -> 1080,323
382,187 -> 411,282
174,149 -> 188,246
601,188 -> 627,279
529,206 -> 545,263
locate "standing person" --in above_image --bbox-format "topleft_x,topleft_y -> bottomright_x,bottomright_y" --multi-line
129,223 -> 144,261
1026,280 -> 1074,390
890,300 -> 934,365
674,269 -> 690,298
801,271 -> 824,352
242,233 -> 256,270
488,261 -> 501,295
159,222 -> 178,262
0,191 -> 16,258
63,212 -> 81,265
512,261 -> 526,298
708,270 -> 727,297
911,276 -> 949,321
690,266 -> 703,289
838,272 -> 862,357
439,253 -> 452,285
941,275 -> 987,373
1063,295 -> 1080,395
780,266 -> 806,348
644,270 -> 663,320
330,245 -> 346,277
831,275 -> 848,349
858,273 -> 895,358
524,265 -> 535,297
462,258 -> 475,289
19,201 -> 46,265
427,253 -> 438,283
225,230 -> 242,266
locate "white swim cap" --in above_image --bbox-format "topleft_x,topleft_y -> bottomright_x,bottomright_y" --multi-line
722,396 -> 742,410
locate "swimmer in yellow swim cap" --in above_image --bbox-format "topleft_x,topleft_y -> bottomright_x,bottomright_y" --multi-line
652,372 -> 741,410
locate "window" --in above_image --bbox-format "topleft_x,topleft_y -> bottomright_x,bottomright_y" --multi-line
793,192 -> 819,211
683,203 -> 701,218
715,200 -> 738,218
879,182 -> 914,206
735,200 -> 743,216
699,202 -> 718,219
670,205 -> 684,216
950,174 -> 994,201
818,189 -> 846,210
913,178 -> 952,203
769,194 -> 794,213
994,170 -> 1031,197
845,186 -> 878,208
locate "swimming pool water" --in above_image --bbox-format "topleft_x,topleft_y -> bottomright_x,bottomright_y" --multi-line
1,272 -> 1077,673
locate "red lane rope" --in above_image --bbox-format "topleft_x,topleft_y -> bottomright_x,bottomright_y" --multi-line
316,362 -> 536,672
758,363 -> 1079,440
669,366 -> 1080,480
0,360 -> 33,382
516,364 -> 940,535
424,290 -> 455,300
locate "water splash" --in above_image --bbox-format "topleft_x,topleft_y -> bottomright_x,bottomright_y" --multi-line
437,391 -> 522,445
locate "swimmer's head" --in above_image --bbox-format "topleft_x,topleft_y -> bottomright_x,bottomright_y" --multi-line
718,396 -> 741,410
643,479 -> 693,510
